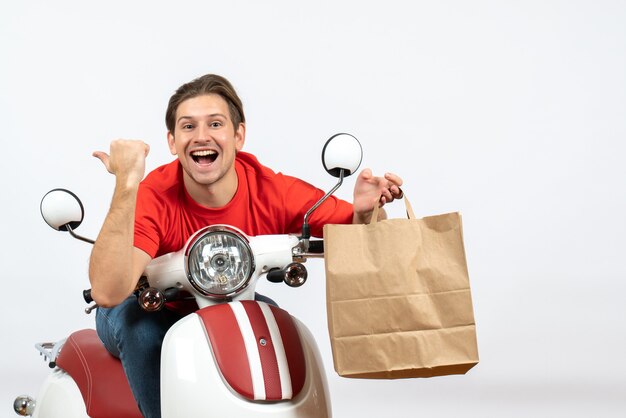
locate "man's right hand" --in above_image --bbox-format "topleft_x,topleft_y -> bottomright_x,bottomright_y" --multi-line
93,139 -> 150,187
89,139 -> 152,307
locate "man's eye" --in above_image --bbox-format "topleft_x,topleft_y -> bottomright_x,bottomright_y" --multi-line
211,122 -> 222,128
183,124 -> 194,129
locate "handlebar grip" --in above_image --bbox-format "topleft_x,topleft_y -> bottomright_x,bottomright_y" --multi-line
308,240 -> 324,253
266,269 -> 284,283
163,287 -> 180,301
83,289 -> 93,304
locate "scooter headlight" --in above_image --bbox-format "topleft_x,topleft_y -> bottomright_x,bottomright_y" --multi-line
184,225 -> 254,298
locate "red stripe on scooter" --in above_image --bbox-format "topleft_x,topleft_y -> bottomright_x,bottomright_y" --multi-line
197,305 -> 254,399
269,305 -> 306,397
241,301 -> 283,400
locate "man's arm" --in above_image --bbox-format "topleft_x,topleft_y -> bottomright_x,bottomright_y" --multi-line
89,140 -> 151,307
352,169 -> 403,224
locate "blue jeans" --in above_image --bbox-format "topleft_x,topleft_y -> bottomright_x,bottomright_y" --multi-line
96,293 -> 277,418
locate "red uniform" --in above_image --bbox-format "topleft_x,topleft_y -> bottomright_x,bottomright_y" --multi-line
134,152 -> 354,257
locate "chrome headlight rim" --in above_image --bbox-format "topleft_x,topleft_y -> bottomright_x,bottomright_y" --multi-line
184,225 -> 255,299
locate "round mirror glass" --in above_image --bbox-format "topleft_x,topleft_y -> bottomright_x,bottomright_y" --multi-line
321,133 -> 363,178
40,189 -> 84,231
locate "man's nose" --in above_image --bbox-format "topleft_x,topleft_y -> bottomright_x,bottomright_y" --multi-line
196,124 -> 212,142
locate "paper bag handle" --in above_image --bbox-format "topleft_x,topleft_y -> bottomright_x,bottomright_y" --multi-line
369,194 -> 416,224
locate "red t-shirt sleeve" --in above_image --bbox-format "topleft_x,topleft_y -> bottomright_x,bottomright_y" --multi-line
133,184 -> 164,258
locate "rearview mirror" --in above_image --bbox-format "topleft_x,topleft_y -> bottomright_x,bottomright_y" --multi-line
301,133 -> 363,243
321,133 -> 362,178
40,189 -> 94,244
40,189 -> 84,231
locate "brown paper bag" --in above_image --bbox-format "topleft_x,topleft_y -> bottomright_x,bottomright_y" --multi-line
323,196 -> 478,379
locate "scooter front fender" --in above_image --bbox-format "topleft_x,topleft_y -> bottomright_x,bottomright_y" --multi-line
160,301 -> 331,418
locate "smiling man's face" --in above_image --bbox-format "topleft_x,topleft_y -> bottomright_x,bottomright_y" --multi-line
167,93 -> 245,194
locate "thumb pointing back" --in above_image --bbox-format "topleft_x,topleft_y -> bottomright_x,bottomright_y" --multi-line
92,151 -> 112,174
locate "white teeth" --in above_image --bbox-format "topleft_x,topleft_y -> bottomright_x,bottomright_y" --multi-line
191,150 -> 217,157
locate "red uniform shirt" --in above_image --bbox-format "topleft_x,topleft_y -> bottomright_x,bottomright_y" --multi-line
134,152 -> 354,257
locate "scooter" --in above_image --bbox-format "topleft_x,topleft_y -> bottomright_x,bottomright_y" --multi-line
13,133 -> 363,418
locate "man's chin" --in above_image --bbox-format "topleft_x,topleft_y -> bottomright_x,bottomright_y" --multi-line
182,167 -> 219,186
192,173 -> 220,186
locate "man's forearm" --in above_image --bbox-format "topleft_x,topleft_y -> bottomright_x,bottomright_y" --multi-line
88,182 -> 140,307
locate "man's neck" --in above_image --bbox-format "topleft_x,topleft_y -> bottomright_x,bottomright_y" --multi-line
183,169 -> 238,208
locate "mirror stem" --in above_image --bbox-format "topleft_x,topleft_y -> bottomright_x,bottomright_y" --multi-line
301,169 -> 345,243
66,224 -> 95,245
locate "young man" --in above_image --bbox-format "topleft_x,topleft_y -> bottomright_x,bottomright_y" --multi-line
90,74 -> 403,418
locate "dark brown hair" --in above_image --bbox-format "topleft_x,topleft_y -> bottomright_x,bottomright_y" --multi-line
165,74 -> 245,133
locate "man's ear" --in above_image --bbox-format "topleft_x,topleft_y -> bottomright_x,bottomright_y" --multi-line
167,131 -> 177,155
235,123 -> 246,152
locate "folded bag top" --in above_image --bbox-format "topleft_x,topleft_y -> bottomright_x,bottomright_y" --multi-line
324,194 -> 478,379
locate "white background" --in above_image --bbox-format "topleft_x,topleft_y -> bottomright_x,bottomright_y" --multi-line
1,1 -> 625,417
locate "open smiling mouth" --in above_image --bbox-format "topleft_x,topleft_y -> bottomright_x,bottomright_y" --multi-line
191,150 -> 218,165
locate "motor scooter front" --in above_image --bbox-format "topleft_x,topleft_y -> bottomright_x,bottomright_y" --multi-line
14,133 -> 363,418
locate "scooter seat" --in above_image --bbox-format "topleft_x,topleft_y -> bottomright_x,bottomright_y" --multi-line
57,329 -> 142,418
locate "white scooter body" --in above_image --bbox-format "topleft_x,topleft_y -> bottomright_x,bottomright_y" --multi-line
154,233 -> 332,417
28,310 -> 330,418
31,370 -> 88,418
23,233 -> 331,418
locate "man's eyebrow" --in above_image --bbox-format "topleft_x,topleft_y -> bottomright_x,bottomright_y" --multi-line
176,113 -> 227,123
